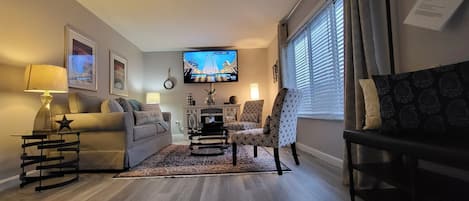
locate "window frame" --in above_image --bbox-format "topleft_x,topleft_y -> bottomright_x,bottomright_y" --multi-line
288,0 -> 344,121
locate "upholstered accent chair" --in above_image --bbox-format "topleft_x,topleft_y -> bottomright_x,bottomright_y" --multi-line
224,100 -> 264,131
231,88 -> 302,175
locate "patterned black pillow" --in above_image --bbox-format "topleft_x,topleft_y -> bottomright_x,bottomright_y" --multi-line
372,61 -> 469,136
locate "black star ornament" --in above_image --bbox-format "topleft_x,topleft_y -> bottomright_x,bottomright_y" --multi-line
56,115 -> 74,131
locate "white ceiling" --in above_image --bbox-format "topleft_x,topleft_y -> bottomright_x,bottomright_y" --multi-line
77,0 -> 299,52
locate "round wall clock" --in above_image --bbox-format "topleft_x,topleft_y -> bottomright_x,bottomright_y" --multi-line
163,68 -> 175,90
163,79 -> 174,89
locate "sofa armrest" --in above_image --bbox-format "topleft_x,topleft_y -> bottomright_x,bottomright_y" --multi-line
163,112 -> 171,122
54,113 -> 126,131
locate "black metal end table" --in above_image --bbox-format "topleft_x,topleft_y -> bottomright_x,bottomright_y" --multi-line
13,130 -> 81,191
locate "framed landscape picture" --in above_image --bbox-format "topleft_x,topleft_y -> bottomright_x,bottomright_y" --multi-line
110,51 -> 128,96
65,26 -> 97,91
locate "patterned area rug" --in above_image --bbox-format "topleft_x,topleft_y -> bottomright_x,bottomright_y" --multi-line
115,144 -> 290,178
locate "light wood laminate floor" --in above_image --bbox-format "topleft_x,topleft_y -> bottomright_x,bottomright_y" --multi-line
0,147 -> 349,201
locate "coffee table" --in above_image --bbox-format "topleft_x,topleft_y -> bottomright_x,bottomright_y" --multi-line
188,122 -> 229,156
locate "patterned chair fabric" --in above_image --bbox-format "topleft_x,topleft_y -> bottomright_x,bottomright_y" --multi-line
225,100 -> 264,130
231,88 -> 302,148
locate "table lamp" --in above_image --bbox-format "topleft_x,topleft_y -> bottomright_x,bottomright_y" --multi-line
146,92 -> 161,104
250,83 -> 259,100
24,64 -> 68,133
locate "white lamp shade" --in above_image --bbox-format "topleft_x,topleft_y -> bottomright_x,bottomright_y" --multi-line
250,83 -> 260,100
146,92 -> 161,104
24,64 -> 68,93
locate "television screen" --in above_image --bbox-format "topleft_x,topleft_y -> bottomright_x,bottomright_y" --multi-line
183,50 -> 238,83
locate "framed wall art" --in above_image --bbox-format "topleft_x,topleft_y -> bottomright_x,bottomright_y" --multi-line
65,26 -> 97,91
110,51 -> 128,96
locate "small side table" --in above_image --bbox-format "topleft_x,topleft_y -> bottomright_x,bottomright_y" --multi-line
14,130 -> 81,191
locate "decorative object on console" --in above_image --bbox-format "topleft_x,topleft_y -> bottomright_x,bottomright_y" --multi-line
24,64 -> 68,133
205,83 -> 216,105
146,92 -> 161,104
65,25 -> 97,91
110,51 -> 128,96
229,96 -> 237,104
250,83 -> 260,100
186,93 -> 194,105
55,115 -> 73,131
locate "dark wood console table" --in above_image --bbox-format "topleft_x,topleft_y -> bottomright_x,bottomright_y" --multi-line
344,130 -> 469,201
15,130 -> 80,191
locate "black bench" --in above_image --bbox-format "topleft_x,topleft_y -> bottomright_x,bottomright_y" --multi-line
344,129 -> 469,201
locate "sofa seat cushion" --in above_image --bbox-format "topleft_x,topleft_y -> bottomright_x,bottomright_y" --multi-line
134,110 -> 164,126
133,124 -> 157,141
225,121 -> 259,131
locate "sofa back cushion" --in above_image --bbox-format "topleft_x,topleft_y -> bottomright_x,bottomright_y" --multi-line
101,99 -> 124,113
373,61 -> 469,135
69,92 -> 102,113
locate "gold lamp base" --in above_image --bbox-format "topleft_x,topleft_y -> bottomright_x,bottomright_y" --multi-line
32,91 -> 54,134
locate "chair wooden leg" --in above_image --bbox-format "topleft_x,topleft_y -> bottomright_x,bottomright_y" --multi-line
273,148 -> 282,175
291,143 -> 300,165
232,143 -> 237,166
253,146 -> 258,157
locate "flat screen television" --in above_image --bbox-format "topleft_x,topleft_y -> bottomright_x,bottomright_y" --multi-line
183,50 -> 238,83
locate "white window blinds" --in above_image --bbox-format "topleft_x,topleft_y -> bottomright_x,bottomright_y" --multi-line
290,0 -> 344,120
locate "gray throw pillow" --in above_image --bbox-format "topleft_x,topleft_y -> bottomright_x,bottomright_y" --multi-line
128,99 -> 142,111
101,99 -> 124,113
115,98 -> 134,112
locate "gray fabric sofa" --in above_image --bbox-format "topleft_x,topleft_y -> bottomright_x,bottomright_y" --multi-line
51,93 -> 172,170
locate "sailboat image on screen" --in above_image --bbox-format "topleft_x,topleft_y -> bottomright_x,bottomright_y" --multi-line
183,50 -> 238,83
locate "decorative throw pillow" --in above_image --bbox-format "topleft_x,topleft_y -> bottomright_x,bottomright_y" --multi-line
373,61 -> 469,135
115,98 -> 134,112
359,79 -> 382,130
134,110 -> 164,126
263,115 -> 271,134
101,99 -> 124,113
127,99 -> 142,111
68,92 -> 101,113
240,113 -> 258,123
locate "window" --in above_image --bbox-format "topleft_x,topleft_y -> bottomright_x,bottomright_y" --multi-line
289,0 -> 344,120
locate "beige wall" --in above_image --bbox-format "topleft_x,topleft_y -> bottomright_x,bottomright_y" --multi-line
395,0 -> 469,72
0,0 -> 144,180
143,49 -> 272,135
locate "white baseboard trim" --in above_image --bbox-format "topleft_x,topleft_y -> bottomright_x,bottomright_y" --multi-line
297,143 -> 343,168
